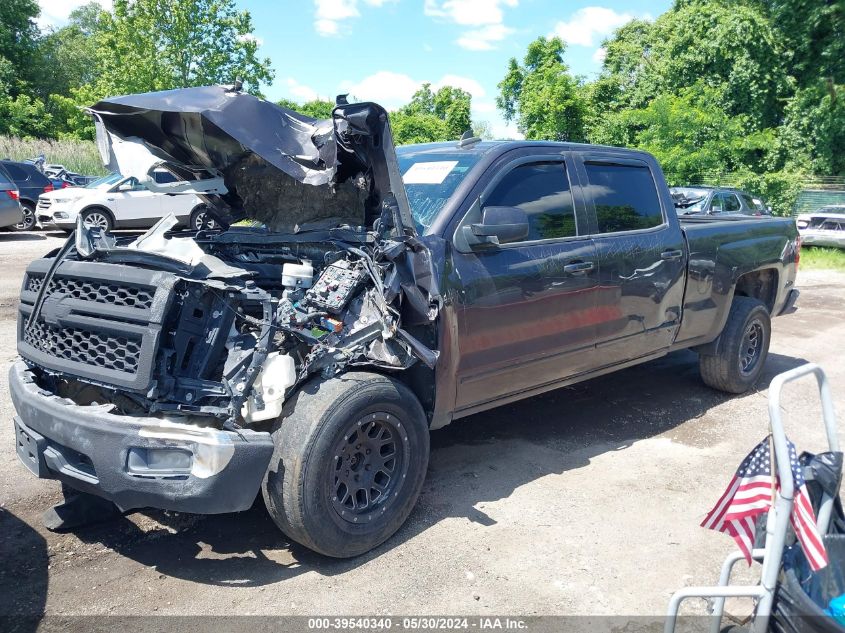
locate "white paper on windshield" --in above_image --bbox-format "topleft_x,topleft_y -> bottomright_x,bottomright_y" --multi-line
402,161 -> 458,184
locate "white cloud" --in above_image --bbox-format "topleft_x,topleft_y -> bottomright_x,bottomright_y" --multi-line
473,101 -> 496,114
490,120 -> 523,140
341,71 -> 487,111
425,0 -> 517,50
37,0 -> 112,29
285,78 -> 322,102
341,71 -> 423,109
592,46 -> 607,64
551,6 -> 637,47
432,74 -> 486,98
424,0 -> 518,27
456,24 -> 514,50
313,0 -> 395,36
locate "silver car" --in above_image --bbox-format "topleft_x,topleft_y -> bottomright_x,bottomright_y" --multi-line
796,208 -> 845,249
671,186 -> 771,217
0,163 -> 24,229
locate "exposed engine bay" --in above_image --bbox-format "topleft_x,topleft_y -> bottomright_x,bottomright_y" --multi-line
18,86 -> 443,432
21,218 -> 440,431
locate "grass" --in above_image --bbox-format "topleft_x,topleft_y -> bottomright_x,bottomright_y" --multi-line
0,136 -> 108,176
800,246 -> 845,271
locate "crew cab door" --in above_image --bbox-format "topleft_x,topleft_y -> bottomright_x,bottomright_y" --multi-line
106,177 -> 161,223
573,153 -> 686,365
450,152 -> 600,412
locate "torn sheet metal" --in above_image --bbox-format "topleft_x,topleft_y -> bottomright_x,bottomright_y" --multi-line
87,86 -> 416,235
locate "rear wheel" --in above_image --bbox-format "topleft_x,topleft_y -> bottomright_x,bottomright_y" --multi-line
699,296 -> 771,393
80,208 -> 113,232
262,372 -> 430,558
10,201 -> 36,232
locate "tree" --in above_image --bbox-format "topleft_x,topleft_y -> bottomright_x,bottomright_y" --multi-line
590,1 -> 788,138
400,83 -> 472,139
0,0 -> 40,90
34,3 -> 104,101
92,0 -> 273,97
496,37 -> 587,141
780,83 -> 845,176
757,0 -> 845,89
390,111 -> 448,145
620,84 -> 774,184
49,0 -> 274,139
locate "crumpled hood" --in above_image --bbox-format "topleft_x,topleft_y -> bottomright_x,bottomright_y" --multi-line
87,85 -> 415,235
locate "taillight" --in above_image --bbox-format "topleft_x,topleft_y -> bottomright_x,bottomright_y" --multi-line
6,189 -> 19,200
61,182 -> 71,189
795,236 -> 801,269
44,183 -> 54,193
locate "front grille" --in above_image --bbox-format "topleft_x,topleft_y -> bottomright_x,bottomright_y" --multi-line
26,274 -> 155,310
18,259 -> 177,392
23,319 -> 142,373
37,198 -> 51,210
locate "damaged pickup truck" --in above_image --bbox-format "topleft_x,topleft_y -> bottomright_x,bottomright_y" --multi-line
12,86 -> 801,558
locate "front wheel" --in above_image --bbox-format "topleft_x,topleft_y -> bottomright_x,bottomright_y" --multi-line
262,372 -> 430,558
699,296 -> 771,393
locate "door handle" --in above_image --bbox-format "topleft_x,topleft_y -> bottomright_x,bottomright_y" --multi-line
661,250 -> 683,261
563,261 -> 595,274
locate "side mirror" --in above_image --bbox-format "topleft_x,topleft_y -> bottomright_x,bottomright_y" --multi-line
465,206 -> 529,247
118,182 -> 133,192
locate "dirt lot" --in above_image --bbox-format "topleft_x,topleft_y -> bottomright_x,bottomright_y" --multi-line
0,231 -> 842,628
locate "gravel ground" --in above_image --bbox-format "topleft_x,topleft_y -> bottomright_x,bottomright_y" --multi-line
0,231 -> 842,628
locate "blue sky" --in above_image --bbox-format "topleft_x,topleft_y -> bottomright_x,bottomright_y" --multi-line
37,0 -> 670,137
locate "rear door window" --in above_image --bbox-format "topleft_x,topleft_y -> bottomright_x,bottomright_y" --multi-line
4,163 -> 29,182
484,162 -> 578,240
584,162 -> 664,233
723,194 -> 741,213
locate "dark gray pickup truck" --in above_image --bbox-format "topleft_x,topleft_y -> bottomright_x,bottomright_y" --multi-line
11,87 -> 800,558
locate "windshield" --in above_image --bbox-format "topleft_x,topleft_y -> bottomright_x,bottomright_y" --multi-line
671,188 -> 709,214
398,148 -> 485,231
85,172 -> 121,189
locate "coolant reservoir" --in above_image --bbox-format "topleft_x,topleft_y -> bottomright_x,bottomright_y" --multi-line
282,261 -> 313,289
241,352 -> 296,423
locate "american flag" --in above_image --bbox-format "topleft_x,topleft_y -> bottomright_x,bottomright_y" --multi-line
701,436 -> 828,571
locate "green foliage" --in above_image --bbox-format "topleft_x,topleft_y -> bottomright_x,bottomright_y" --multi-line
278,99 -> 335,120
34,3 -> 103,101
618,85 -> 775,183
399,83 -> 473,141
799,247 -> 845,272
757,0 -> 845,88
780,82 -> 845,176
0,0 -> 40,89
92,0 -> 273,97
390,111 -> 448,144
497,37 -> 586,141
0,92 -> 53,138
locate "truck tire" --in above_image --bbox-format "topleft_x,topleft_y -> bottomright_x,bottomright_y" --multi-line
262,371 -> 430,558
699,296 -> 771,394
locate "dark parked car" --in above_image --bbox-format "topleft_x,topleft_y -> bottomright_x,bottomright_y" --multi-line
0,163 -> 24,229
12,88 -> 800,559
1,160 -> 56,231
671,186 -> 771,217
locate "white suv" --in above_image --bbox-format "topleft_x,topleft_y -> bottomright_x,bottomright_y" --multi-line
37,171 -> 210,232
